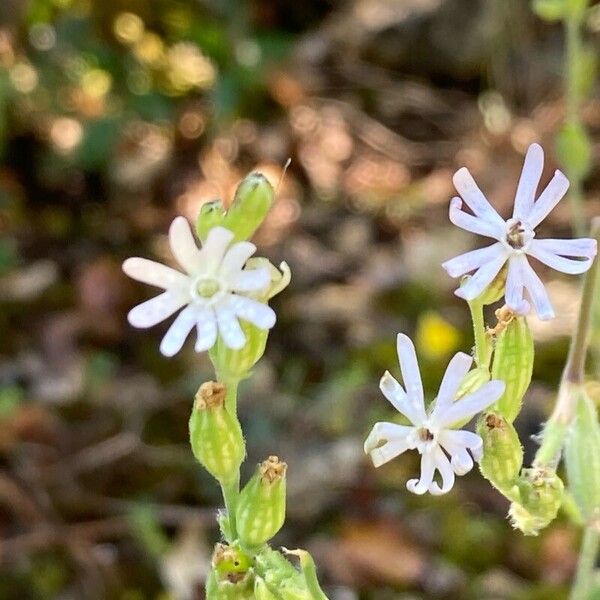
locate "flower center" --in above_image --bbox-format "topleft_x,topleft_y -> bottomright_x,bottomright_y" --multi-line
417,427 -> 434,442
190,275 -> 225,304
196,278 -> 220,298
504,218 -> 533,252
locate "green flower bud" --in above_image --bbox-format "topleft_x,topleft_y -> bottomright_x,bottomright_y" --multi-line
189,382 -> 245,484
477,412 -> 523,493
565,391 -> 600,525
197,200 -> 226,242
223,173 -> 274,242
237,456 -> 287,548
207,543 -> 254,599
491,313 -> 533,422
509,467 -> 564,536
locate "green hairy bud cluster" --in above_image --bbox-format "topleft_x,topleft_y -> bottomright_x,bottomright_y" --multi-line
565,391 -> 600,526
477,413 -> 523,493
254,547 -> 327,600
490,313 -> 534,423
189,381 -> 245,484
237,456 -> 287,548
509,467 -> 564,536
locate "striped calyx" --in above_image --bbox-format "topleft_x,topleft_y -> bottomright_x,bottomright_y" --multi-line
477,412 -> 523,493
189,381 -> 245,484
491,312 -> 533,422
236,456 -> 287,548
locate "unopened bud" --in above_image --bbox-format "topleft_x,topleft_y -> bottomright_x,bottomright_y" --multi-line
223,173 -> 274,242
189,382 -> 245,484
565,391 -> 600,526
509,467 -> 564,536
491,314 -> 533,422
196,200 -> 226,242
237,456 -> 287,548
477,412 -> 523,492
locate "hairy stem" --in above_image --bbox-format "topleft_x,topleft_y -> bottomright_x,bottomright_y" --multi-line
570,527 -> 600,600
220,474 -> 240,542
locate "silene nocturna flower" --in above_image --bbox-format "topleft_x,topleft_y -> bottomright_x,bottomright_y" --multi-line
365,334 -> 505,495
123,217 -> 276,356
442,143 -> 597,320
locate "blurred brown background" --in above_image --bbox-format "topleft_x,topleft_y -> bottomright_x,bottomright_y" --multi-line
0,0 -> 599,598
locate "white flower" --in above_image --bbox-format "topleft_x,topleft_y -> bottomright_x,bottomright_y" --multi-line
123,217 -> 276,357
364,334 -> 505,495
442,143 -> 597,320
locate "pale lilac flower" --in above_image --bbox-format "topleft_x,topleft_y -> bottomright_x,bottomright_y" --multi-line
364,334 -> 504,495
442,143 -> 597,319
123,217 -> 275,357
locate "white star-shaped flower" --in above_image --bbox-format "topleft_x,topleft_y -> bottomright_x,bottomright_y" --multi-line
364,334 -> 505,495
123,217 -> 276,357
442,143 -> 597,319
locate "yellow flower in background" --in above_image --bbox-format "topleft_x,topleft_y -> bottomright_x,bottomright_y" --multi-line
416,311 -> 460,360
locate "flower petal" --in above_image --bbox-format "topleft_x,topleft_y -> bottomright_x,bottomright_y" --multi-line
431,352 -> 473,418
527,238 -> 596,275
513,143 -> 544,220
455,249 -> 508,301
364,422 -> 414,467
127,291 -> 187,328
407,451 -> 436,495
442,242 -> 506,278
379,371 -> 426,425
429,446 -> 455,495
452,168 -> 505,226
396,333 -> 425,410
505,257 -> 530,314
229,267 -> 271,292
449,198 -> 505,239
198,226 -> 235,273
215,302 -> 246,349
520,256 -> 555,320
169,217 -> 202,275
440,429 -> 484,462
122,257 -> 189,290
526,169 -> 570,228
159,304 -> 199,357
227,294 -> 276,330
195,309 -> 218,352
221,241 -> 257,274
433,380 -> 505,428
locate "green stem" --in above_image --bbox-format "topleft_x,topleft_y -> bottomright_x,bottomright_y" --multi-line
564,13 -> 586,236
224,378 -> 240,415
535,219 -> 600,468
570,527 -> 600,600
469,299 -> 490,368
220,474 -> 240,541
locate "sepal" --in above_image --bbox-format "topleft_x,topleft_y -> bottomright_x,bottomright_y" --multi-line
237,456 -> 287,548
189,382 -> 245,484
